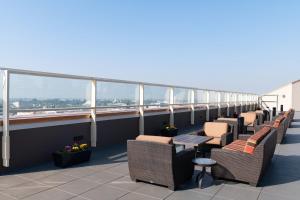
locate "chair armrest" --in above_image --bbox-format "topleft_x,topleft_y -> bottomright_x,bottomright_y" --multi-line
221,132 -> 233,146
197,129 -> 205,136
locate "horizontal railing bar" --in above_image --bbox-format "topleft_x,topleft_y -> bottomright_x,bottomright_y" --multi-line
0,67 -> 258,95
9,101 -> 258,112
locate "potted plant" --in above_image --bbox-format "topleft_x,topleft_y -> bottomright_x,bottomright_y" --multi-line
161,124 -> 178,137
52,143 -> 91,168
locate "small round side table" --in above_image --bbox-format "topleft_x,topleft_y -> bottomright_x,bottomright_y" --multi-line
192,158 -> 217,189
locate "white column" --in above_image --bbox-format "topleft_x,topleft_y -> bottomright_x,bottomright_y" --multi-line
206,91 -> 210,121
169,87 -> 174,126
227,93 -> 230,117
139,84 -> 144,134
217,92 -> 221,117
2,70 -> 10,167
90,80 -> 97,147
234,93 -> 238,113
190,89 -> 195,125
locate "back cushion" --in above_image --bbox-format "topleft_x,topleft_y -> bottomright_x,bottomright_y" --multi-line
273,116 -> 285,128
204,122 -> 228,137
240,112 -> 257,124
136,135 -> 173,144
243,127 -> 271,154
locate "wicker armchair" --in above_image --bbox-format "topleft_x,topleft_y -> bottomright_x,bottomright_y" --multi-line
240,112 -> 258,133
258,115 -> 287,144
127,136 -> 195,190
198,122 -> 233,147
211,127 -> 277,186
215,117 -> 244,141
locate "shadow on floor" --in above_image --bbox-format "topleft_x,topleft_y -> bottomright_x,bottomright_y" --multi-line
290,124 -> 300,128
260,154 -> 300,187
1,144 -> 128,177
282,134 -> 300,144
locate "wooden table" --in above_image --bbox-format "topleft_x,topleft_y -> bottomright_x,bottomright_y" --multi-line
173,134 -> 213,149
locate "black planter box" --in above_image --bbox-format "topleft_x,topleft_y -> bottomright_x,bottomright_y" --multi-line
52,149 -> 91,168
160,128 -> 179,137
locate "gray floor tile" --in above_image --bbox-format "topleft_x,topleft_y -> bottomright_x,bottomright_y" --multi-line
18,169 -> 61,180
105,163 -> 129,175
0,192 -> 16,200
82,171 -> 122,184
258,192 -> 298,200
81,185 -> 128,200
0,175 -> 30,189
134,183 -> 174,199
22,188 -> 75,200
107,176 -> 144,192
36,173 -> 77,187
61,166 -> 98,178
119,192 -> 158,200
1,181 -> 52,199
57,178 -> 100,195
165,190 -> 212,200
214,185 -> 260,200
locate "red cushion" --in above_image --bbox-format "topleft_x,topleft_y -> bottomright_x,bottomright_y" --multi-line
243,127 -> 271,154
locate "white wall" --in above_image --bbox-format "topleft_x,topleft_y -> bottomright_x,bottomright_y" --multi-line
265,83 -> 293,111
292,81 -> 300,111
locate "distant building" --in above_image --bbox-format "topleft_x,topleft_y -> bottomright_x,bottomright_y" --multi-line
265,80 -> 300,111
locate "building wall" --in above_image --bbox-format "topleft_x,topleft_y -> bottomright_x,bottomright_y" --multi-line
266,83 -> 293,111
292,81 -> 300,111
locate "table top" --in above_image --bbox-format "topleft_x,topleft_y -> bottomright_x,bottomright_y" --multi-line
192,158 -> 217,166
173,134 -> 213,147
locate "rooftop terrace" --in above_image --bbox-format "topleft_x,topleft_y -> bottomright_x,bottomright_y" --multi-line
0,113 -> 298,200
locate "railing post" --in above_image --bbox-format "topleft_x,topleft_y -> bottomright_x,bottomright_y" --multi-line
190,89 -> 195,125
90,80 -> 97,147
139,84 -> 144,134
227,93 -> 230,117
169,87 -> 174,126
2,70 -> 10,167
217,92 -> 221,117
206,91 -> 210,121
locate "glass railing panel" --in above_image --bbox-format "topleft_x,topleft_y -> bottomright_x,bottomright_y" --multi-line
174,88 -> 191,109
144,85 -> 169,110
96,81 -> 139,112
9,74 -> 92,117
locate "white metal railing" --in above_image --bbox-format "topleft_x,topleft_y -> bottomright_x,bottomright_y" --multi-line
0,67 -> 259,167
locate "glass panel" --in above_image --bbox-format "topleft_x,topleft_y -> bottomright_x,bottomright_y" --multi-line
144,85 -> 169,109
96,81 -> 138,112
9,74 -> 91,117
229,93 -> 236,103
220,92 -> 226,103
174,88 -> 190,104
209,91 -> 218,104
0,70 -> 3,116
196,90 -> 208,104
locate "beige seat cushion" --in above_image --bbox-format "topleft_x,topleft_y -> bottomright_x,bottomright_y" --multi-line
204,122 -> 228,137
206,137 -> 221,145
255,110 -> 264,114
240,112 -> 256,125
217,118 -> 237,122
136,135 -> 173,144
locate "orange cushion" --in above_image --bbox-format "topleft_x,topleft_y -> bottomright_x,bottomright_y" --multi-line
136,135 -> 173,144
204,122 -> 228,137
243,127 -> 271,154
240,112 -> 257,125
223,140 -> 246,152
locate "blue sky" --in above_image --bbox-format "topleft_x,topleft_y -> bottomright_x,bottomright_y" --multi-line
0,0 -> 299,94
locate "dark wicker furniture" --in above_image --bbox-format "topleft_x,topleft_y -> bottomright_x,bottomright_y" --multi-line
211,128 -> 277,186
127,138 -> 195,190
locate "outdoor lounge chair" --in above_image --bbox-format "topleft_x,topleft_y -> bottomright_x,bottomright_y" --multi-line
258,115 -> 287,144
215,117 -> 244,140
240,112 -> 257,133
127,135 -> 195,190
198,122 -> 233,147
211,126 -> 277,186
